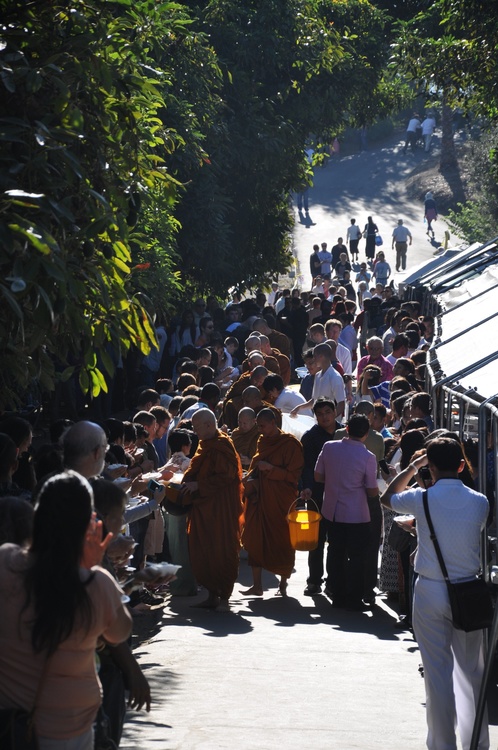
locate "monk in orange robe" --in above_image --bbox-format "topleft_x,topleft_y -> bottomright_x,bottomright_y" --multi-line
221,365 -> 268,430
181,409 -> 244,611
242,385 -> 282,429
230,407 -> 260,469
242,408 -> 304,596
259,334 -> 291,386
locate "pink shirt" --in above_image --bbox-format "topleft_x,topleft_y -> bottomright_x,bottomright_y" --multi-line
315,438 -> 378,523
356,354 -> 394,382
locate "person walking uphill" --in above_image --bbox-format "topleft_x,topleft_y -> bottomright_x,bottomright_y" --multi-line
363,216 -> 379,263
424,192 -> 438,235
392,219 -> 412,272
181,409 -> 244,612
381,438 -> 490,750
242,409 -> 304,597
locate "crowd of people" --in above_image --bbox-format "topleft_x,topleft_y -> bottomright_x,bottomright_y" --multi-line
0,249 -> 492,750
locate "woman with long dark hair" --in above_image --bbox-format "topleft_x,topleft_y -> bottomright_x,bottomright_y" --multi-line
363,215 -> 379,262
0,471 -> 132,750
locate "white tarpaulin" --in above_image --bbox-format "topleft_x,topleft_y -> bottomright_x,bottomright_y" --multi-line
281,413 -> 315,439
438,265 -> 498,310
429,260 -> 498,398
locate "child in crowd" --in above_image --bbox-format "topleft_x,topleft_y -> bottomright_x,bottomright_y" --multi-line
224,336 -> 240,366
156,378 -> 174,408
164,429 -> 192,474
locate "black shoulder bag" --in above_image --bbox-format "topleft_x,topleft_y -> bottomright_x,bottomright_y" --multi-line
422,490 -> 493,632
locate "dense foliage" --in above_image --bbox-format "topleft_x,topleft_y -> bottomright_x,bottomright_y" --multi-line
0,1 -> 209,406
0,0 -> 394,408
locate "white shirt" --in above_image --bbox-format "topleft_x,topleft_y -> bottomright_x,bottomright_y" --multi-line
347,224 -> 362,242
392,225 -> 412,243
382,326 -> 396,355
312,365 -> 346,405
407,117 -> 420,133
336,341 -> 352,375
267,289 -> 278,306
421,117 -> 435,135
339,325 -> 358,354
274,296 -> 286,315
317,250 -> 332,276
275,388 -> 313,416
391,480 -> 488,581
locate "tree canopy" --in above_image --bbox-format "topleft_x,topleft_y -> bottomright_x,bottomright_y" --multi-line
0,0 -> 393,408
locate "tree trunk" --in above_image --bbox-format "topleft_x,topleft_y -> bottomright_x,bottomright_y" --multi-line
439,89 -> 458,172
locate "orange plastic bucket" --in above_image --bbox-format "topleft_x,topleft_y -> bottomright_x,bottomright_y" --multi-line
287,500 -> 322,551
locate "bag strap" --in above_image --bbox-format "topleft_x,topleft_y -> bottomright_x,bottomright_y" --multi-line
422,489 -> 451,584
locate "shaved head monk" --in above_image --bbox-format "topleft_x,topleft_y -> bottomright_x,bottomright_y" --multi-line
252,318 -> 291,359
231,407 -> 259,468
242,386 -> 282,428
259,334 -> 291,386
221,366 -> 268,430
181,409 -> 244,611
242,408 -> 304,596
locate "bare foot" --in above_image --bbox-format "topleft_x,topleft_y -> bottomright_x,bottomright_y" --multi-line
192,595 -> 219,609
241,586 -> 263,596
215,599 -> 230,612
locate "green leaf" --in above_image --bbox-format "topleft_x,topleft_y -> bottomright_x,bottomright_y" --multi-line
0,283 -> 23,319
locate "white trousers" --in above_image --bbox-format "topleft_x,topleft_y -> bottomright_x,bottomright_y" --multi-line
413,576 -> 489,750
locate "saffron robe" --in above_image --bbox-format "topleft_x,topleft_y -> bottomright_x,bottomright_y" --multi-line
183,431 -> 244,599
221,371 -> 252,430
242,430 -> 304,577
231,424 -> 260,465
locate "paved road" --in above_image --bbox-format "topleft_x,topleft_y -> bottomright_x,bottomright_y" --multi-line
122,553 -> 429,750
121,551 -> 498,750
292,132 -> 456,291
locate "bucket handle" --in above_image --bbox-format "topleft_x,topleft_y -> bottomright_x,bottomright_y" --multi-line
288,496 -> 321,516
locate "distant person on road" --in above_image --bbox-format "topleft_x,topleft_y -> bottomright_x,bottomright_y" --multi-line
331,237 -> 349,268
421,113 -> 436,152
355,262 -> 371,285
392,219 -> 413,272
318,242 -> 333,279
424,192 -> 438,235
363,216 -> 379,263
402,113 -> 421,154
334,252 -> 352,282
346,219 -> 362,261
309,244 -> 321,280
372,252 -> 391,287
296,147 -> 314,213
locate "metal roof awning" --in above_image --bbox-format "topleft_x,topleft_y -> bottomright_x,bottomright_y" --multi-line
429,312 -> 498,399
428,242 -> 498,295
437,264 -> 498,311
401,248 -> 461,288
